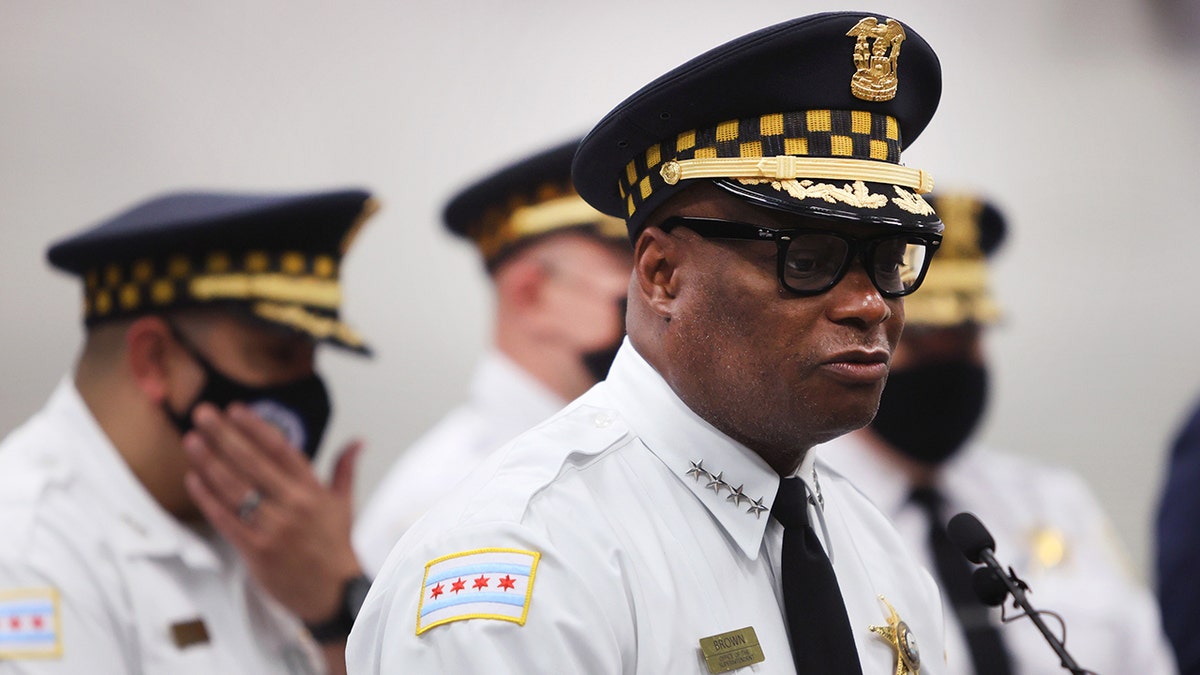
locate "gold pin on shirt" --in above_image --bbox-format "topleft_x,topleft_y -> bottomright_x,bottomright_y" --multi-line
698,626 -> 765,673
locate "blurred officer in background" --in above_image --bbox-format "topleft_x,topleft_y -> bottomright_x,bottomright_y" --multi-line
0,190 -> 375,674
1157,396 -> 1200,674
353,140 -> 631,575
350,12 -> 955,674
819,192 -> 1177,674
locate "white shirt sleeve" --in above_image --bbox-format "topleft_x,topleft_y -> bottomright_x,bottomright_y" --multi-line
0,519 -> 137,674
348,520 -> 631,674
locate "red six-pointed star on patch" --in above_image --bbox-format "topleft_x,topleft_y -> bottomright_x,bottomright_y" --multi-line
451,578 -> 466,594
430,583 -> 445,600
498,574 -> 516,591
472,575 -> 490,590
31,616 -> 44,629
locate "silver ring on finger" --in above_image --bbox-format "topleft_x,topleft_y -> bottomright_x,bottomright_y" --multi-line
236,488 -> 263,523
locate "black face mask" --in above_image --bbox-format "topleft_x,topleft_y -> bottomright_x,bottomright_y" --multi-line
580,298 -> 627,382
163,325 -> 331,461
581,339 -> 623,382
870,362 -> 988,466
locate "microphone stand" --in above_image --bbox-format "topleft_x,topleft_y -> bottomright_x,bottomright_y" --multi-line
976,547 -> 1088,675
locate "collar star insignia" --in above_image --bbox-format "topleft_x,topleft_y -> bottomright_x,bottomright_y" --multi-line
726,484 -> 748,506
869,596 -> 921,675
685,460 -> 710,482
705,471 -> 728,494
685,461 -> 767,519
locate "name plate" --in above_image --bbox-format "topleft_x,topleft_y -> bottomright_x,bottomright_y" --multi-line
699,626 -> 765,673
170,619 -> 210,649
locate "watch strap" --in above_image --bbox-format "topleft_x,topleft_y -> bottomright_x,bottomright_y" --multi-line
305,574 -> 371,643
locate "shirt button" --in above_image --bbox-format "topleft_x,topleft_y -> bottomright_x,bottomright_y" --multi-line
593,412 -> 614,428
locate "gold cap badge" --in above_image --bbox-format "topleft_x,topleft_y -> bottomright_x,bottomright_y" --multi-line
847,17 -> 907,102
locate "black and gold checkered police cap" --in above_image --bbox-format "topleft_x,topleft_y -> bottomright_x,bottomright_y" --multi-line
573,12 -> 944,237
47,189 -> 377,355
905,192 -> 1007,328
444,139 -> 627,269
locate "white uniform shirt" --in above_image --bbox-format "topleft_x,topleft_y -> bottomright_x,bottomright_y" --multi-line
0,380 -> 324,675
818,433 -> 1178,675
348,341 -> 946,674
352,351 -> 563,575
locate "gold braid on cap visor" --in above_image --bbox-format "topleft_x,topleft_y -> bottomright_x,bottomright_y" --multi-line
659,156 -> 932,193
252,301 -> 365,348
617,109 -> 934,218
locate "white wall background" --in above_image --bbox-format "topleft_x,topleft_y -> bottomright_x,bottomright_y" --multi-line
2,1 -> 1198,579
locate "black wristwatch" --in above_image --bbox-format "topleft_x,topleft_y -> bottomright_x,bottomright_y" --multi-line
305,574 -> 373,643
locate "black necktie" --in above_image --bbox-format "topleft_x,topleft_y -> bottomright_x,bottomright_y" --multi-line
909,486 -> 1013,675
772,477 -> 863,674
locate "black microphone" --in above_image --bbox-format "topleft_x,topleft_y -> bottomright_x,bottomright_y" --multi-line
946,513 -> 1093,675
970,567 -> 1009,607
947,510 -> 995,564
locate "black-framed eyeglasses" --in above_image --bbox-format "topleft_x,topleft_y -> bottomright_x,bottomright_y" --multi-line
661,216 -> 942,298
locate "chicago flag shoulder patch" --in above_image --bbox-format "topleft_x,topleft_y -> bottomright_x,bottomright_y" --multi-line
0,587 -> 62,659
416,548 -> 540,635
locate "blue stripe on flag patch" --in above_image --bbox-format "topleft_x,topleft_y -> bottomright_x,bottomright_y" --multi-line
421,591 -> 529,615
0,601 -> 55,618
0,632 -> 59,644
424,562 -> 533,585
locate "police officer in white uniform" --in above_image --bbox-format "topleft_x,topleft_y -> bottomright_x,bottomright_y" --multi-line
817,192 -> 1178,674
350,13 -> 952,674
353,141 -> 631,575
0,191 -> 377,674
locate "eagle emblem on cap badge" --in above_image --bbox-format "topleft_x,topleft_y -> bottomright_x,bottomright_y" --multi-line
869,595 -> 921,675
847,17 -> 907,101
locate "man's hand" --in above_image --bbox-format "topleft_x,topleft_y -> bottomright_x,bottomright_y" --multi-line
182,401 -> 363,624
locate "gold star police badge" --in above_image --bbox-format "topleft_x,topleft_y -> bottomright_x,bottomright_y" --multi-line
1030,526 -> 1068,571
869,595 -> 921,675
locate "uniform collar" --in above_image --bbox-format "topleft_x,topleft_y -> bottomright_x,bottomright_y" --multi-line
470,349 -> 566,421
48,378 -> 223,570
604,339 -> 790,560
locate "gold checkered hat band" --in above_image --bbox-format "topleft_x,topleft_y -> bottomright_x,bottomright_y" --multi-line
81,249 -> 364,349
618,109 -> 903,218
